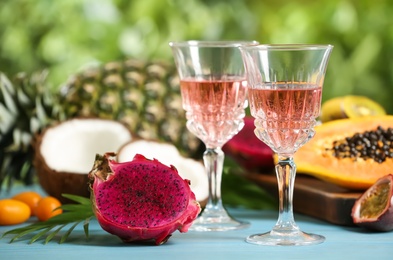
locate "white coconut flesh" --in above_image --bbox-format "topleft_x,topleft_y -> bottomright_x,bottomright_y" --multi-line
118,140 -> 209,203
40,118 -> 132,174
117,140 -> 181,167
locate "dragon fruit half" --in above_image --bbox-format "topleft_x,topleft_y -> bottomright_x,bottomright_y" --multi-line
223,116 -> 274,172
88,152 -> 201,245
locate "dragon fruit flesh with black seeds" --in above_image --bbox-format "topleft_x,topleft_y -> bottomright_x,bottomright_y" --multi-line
88,152 -> 201,245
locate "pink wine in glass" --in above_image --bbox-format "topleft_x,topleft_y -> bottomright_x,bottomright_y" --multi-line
170,40 -> 255,231
240,43 -> 332,245
180,78 -> 248,149
248,82 -> 322,156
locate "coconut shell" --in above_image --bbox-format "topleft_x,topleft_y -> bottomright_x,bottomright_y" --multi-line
32,118 -> 134,204
33,130 -> 91,204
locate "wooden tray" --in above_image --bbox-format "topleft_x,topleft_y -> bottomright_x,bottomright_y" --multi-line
244,172 -> 363,226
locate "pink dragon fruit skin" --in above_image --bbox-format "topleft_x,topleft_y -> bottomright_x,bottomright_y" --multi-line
88,153 -> 201,245
223,116 -> 274,172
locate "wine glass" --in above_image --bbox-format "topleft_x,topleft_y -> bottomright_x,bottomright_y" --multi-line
169,40 -> 256,231
240,44 -> 333,245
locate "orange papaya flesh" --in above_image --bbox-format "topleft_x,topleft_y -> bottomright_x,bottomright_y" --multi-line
294,116 -> 393,190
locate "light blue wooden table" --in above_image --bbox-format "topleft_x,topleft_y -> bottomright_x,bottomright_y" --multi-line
1,185 -> 392,260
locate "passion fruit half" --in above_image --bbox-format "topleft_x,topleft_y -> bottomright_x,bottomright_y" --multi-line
351,174 -> 393,231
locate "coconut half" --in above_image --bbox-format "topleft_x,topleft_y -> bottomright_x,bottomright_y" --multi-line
34,118 -> 132,203
118,139 -> 208,206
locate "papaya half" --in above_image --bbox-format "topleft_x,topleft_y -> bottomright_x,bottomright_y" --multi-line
294,115 -> 393,190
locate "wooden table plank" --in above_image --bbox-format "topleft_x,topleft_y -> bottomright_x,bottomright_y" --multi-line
244,172 -> 363,226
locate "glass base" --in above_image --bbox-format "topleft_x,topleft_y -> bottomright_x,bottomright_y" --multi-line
190,215 -> 250,232
189,206 -> 249,231
246,230 -> 325,246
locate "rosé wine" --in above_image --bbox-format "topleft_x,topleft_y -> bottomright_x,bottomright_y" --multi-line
180,78 -> 247,148
248,83 -> 322,155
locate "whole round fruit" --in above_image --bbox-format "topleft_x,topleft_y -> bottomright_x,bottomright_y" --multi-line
35,196 -> 63,222
0,199 -> 31,225
351,174 -> 393,231
12,191 -> 42,216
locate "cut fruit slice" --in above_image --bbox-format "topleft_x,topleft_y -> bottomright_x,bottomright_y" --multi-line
351,174 -> 393,231
39,119 -> 132,173
89,153 -> 200,245
320,95 -> 386,123
33,118 -> 132,203
342,95 -> 386,118
295,116 -> 393,190
222,116 -> 274,171
117,139 -> 208,205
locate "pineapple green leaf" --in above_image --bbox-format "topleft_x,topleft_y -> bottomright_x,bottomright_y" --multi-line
0,73 -> 17,115
1,194 -> 95,244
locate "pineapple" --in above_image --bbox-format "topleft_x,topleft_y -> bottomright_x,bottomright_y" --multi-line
0,59 -> 202,191
59,59 -> 202,157
0,73 -> 18,188
0,71 -> 64,190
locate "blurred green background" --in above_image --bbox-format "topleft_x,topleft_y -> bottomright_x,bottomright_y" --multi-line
1,0 -> 392,112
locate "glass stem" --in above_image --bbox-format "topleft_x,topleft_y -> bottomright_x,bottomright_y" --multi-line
203,147 -> 224,211
272,156 -> 299,234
